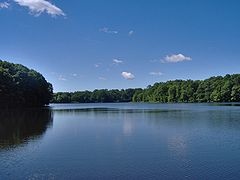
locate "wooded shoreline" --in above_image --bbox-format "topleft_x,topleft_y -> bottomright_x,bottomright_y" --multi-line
52,74 -> 240,103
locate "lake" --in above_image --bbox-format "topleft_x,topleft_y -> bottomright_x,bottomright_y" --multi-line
1,103 -> 240,179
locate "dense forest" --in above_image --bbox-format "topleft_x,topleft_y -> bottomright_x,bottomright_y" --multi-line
53,88 -> 142,103
0,60 -> 53,108
133,74 -> 240,103
53,74 -> 240,103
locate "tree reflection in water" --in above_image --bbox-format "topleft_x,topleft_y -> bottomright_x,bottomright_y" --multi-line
0,108 -> 53,149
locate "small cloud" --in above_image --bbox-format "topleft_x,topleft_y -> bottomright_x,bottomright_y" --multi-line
94,63 -> 100,68
149,71 -> 163,76
121,71 -> 135,80
128,30 -> 134,36
98,77 -> 107,81
99,27 -> 118,34
58,75 -> 67,81
162,53 -> 192,63
14,0 -> 65,17
0,2 -> 10,8
72,73 -> 77,77
113,58 -> 123,64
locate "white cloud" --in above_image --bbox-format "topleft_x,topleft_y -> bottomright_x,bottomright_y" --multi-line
98,77 -> 106,81
94,63 -> 100,68
72,73 -> 77,77
121,71 -> 135,80
99,27 -> 118,34
128,30 -> 134,36
113,59 -> 123,64
163,53 -> 192,63
0,2 -> 9,8
149,71 -> 163,76
14,0 -> 65,17
58,75 -> 67,81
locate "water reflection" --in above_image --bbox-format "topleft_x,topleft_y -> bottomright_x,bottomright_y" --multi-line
212,103 -> 240,106
1,104 -> 240,179
53,106 -> 240,132
53,107 -> 184,116
0,108 -> 53,149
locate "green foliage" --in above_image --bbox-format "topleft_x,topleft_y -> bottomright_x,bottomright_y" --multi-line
52,88 -> 142,103
132,74 -> 240,103
0,60 -> 53,107
52,74 -> 240,104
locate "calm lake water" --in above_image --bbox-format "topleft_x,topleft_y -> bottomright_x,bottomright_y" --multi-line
1,103 -> 240,179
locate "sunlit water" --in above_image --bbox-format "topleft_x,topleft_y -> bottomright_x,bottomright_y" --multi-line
1,103 -> 240,179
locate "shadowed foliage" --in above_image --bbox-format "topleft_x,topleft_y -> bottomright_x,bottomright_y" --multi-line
0,60 -> 53,108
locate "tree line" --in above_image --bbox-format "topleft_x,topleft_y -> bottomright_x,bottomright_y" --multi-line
133,74 -> 240,103
52,88 -> 142,103
0,60 -> 53,108
53,74 -> 240,103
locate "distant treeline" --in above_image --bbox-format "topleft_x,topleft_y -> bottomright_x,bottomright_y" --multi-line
53,74 -> 240,103
0,60 -> 53,108
52,88 -> 142,103
133,74 -> 240,103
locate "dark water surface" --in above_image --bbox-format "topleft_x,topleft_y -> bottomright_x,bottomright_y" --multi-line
1,103 -> 240,179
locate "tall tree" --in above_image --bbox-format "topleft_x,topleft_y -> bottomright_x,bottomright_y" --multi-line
0,60 -> 53,107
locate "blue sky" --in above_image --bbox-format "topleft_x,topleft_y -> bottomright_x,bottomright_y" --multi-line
1,0 -> 240,92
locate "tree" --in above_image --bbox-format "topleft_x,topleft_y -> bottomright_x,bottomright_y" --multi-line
51,74 -> 240,103
168,86 -> 177,102
0,60 -> 53,107
231,85 -> 240,102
